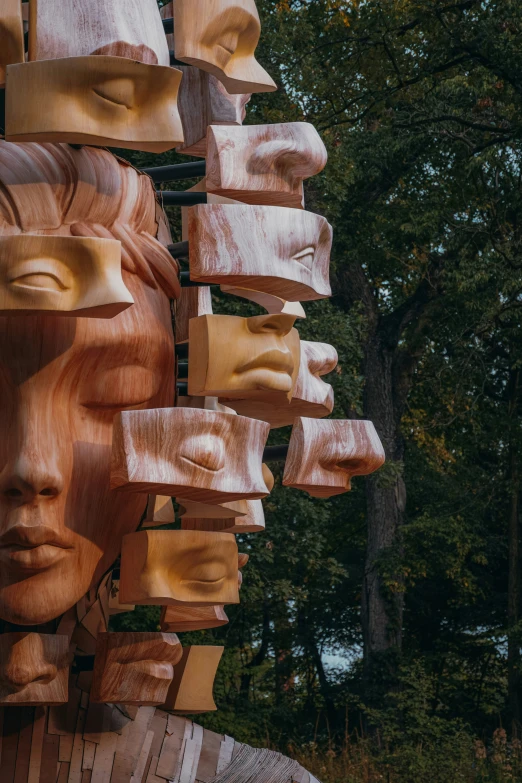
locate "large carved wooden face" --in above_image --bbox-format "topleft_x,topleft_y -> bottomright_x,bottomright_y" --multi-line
0,270 -> 174,625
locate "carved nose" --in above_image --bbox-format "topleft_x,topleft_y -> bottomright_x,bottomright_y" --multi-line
2,662 -> 57,691
248,314 -> 296,336
0,461 -> 64,504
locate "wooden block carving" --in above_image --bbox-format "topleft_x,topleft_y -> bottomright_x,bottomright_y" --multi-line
283,418 -> 385,498
176,66 -> 251,157
175,285 -> 213,344
145,495 -> 175,526
178,498 -> 250,519
162,646 -> 224,713
110,407 -> 270,503
108,580 -> 136,615
188,204 -> 332,301
0,633 -> 68,706
119,530 -> 240,606
5,58 -> 184,152
0,0 -> 24,88
188,314 -> 301,402
227,340 -> 338,428
220,286 -> 307,319
29,0 -> 170,65
160,604 -> 229,632
206,123 -> 327,207
173,0 -> 276,94
91,632 -> 182,705
0,235 -> 133,318
181,499 -> 266,534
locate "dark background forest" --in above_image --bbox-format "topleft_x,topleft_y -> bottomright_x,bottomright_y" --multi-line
117,1 -> 522,780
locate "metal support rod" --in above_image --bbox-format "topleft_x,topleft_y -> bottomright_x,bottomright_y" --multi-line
263,444 -> 290,462
177,361 -> 189,376
179,271 -> 211,287
175,343 -> 189,359
158,191 -> 207,207
170,51 -> 186,67
168,240 -> 189,259
162,17 -> 174,34
176,382 -> 189,396
142,161 -> 206,183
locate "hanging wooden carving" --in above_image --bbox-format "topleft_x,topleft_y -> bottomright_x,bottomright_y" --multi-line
283,417 -> 386,497
0,0 -> 24,88
5,0 -> 183,150
173,0 -> 276,94
188,204 -> 332,301
206,122 -> 328,207
119,530 -> 240,606
0,235 -> 133,317
144,495 -> 175,527
187,313 -> 301,401
91,632 -> 182,705
162,646 -> 224,713
0,633 -> 69,706
111,407 -> 271,503
181,498 -> 266,534
227,340 -> 338,428
161,604 -> 229,632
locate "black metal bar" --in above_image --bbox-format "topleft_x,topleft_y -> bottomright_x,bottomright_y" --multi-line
162,17 -> 174,34
177,361 -> 189,376
177,382 -> 189,396
158,191 -> 207,207
142,161 -> 206,183
180,271 -> 211,287
263,445 -> 289,462
170,51 -> 186,67
175,343 -> 189,359
168,240 -> 189,259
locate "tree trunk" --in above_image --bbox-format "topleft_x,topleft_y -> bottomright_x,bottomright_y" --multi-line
507,369 -> 521,732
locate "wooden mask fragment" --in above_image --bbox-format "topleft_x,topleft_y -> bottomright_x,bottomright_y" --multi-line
176,66 -> 251,157
162,646 -> 224,713
228,340 -> 338,428
119,530 -> 240,606
173,0 -> 276,94
283,418 -> 385,498
0,633 -> 69,706
0,235 -> 133,317
188,314 -> 301,402
181,499 -> 265,534
0,0 -> 24,88
110,408 -> 270,503
188,204 -> 332,301
91,632 -> 182,705
206,123 -> 327,207
161,604 -> 229,632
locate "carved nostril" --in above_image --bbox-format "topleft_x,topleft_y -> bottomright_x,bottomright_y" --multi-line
4,488 -> 23,498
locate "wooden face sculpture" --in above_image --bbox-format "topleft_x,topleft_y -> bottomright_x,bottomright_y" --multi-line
5,0 -> 183,151
0,143 -> 177,625
188,204 -> 332,301
188,314 -> 301,400
205,123 -> 328,207
0,633 -> 69,705
173,0 -> 276,94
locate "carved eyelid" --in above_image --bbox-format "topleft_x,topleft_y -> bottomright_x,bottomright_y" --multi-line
8,259 -> 72,292
178,435 -> 226,472
92,79 -> 136,109
292,247 -> 315,269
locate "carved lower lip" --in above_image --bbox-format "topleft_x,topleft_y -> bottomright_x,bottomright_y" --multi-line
237,351 -> 293,375
0,544 -> 70,570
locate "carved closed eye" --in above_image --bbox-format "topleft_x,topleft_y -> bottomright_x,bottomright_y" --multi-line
8,259 -> 73,293
9,272 -> 68,293
81,366 -> 159,411
93,78 -> 135,109
292,247 -> 315,270
179,435 -> 225,473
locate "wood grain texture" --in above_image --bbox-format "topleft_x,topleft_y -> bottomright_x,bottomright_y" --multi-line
175,67 -> 251,157
110,408 -> 270,503
177,498 -> 250,519
175,286 -> 213,344
181,499 -> 265,534
5,58 -> 184,152
145,495 -> 175,525
206,123 -> 327,207
160,604 -> 229,633
30,0 -> 169,65
227,340 -> 338,428
119,530 -> 240,607
173,0 -> 276,94
0,142 -> 176,627
283,417 -> 385,498
162,647 -> 224,714
0,235 -> 133,318
0,0 -> 24,87
0,634 -> 68,706
188,204 -> 332,301
108,581 -> 135,616
188,314 -> 301,402
91,633 -> 182,706
220,286 -> 306,319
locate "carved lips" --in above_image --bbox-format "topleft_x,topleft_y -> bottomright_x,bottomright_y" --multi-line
0,525 -> 73,572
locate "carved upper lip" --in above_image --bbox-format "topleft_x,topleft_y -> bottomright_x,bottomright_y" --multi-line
237,350 -> 293,375
0,525 -> 72,550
